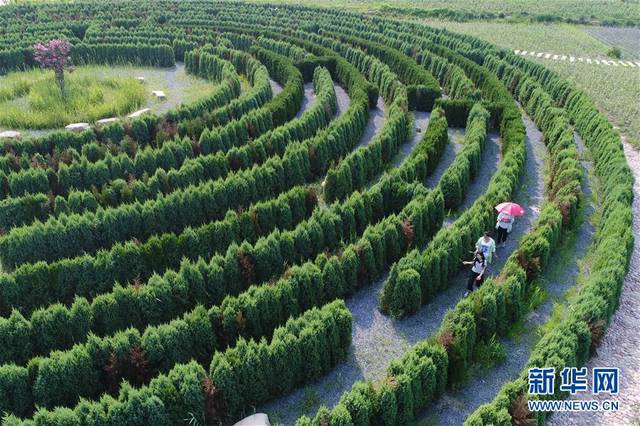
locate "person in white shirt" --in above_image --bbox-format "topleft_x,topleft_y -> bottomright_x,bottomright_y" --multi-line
495,211 -> 514,247
475,231 -> 496,264
462,251 -> 486,297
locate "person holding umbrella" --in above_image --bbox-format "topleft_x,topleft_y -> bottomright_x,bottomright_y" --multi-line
495,202 -> 525,247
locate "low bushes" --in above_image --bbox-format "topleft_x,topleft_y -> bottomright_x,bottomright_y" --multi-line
463,50 -> 633,426
295,341 -> 449,426
439,103 -> 489,209
326,31 -> 441,110
0,64 -> 336,230
324,86 -> 411,202
0,300 -> 352,423
177,45 -> 303,139
0,51 -> 369,269
380,103 -> 495,317
0,187 -> 313,320
0,166 -> 430,366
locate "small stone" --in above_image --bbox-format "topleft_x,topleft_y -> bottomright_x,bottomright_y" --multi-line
96,117 -> 118,126
151,90 -> 166,99
65,122 -> 90,132
137,76 -> 145,83
127,108 -> 151,118
233,413 -> 270,426
0,130 -> 21,139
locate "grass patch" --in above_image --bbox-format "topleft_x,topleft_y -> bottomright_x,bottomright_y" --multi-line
536,303 -> 565,339
526,280 -> 548,312
416,20 -> 640,147
473,335 -> 507,369
0,68 -> 145,129
301,389 -> 319,414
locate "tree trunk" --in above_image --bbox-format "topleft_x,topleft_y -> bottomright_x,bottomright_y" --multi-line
55,69 -> 65,95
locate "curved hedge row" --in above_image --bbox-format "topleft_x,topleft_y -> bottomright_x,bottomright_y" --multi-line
0,299 -> 352,424
379,102 -> 493,317
0,57 -> 333,230
463,50 -> 633,425
0,3 -> 632,425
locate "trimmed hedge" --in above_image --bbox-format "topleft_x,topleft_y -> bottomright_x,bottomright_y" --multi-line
380,103 -> 493,317
464,50 -> 633,426
0,300 -> 352,423
0,187 -> 314,321
0,46 -> 371,269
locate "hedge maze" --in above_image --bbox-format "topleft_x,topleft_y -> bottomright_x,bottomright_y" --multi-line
0,2 -> 633,425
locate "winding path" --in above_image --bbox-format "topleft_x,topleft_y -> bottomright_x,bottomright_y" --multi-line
443,129 -> 501,226
333,84 -> 350,117
424,129 -> 464,188
419,131 -> 595,425
355,96 -> 385,148
259,117 -> 515,424
548,140 -> 640,426
269,78 -> 283,97
391,111 -> 431,168
296,82 -> 317,117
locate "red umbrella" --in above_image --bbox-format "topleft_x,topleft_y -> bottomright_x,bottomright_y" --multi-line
495,202 -> 525,216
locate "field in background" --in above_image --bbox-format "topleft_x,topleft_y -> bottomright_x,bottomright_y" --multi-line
248,1 -> 639,146
251,0 -> 640,25
419,20 -> 640,146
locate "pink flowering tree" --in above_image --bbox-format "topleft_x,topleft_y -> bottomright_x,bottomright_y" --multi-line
32,39 -> 74,95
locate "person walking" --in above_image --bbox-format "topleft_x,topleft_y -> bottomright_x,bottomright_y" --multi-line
495,211 -> 514,247
475,231 -> 496,264
462,251 -> 486,297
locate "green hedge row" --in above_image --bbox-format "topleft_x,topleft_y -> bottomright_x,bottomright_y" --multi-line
170,46 -> 243,121
0,145 -> 309,268
0,44 -> 370,269
0,186 -> 313,323
367,17 -> 537,318
296,340 -> 449,426
0,160 -> 429,365
73,42 -> 175,67
256,35 -> 311,62
0,164 -> 441,417
198,64 -> 329,155
176,46 -> 278,139
0,71 -> 371,364
296,34 -> 583,425
324,84 -> 411,202
379,104 -> 494,317
0,300 -> 352,424
0,41 -> 175,73
439,103 -> 490,208
0,47 -> 241,187
0,129 -> 96,160
0,64 -> 337,230
463,52 -> 634,425
322,30 -> 441,110
324,23 -> 478,102
0,46 -> 241,171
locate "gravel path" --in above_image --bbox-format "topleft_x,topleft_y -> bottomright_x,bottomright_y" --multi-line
259,115 -> 542,425
391,111 -> 431,168
355,96 -> 385,149
296,82 -> 317,118
419,131 -> 595,425
333,84 -> 350,116
548,139 -> 640,426
424,130 -> 464,188
443,129 -> 501,226
270,78 -> 283,97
